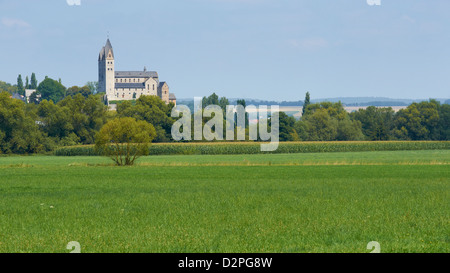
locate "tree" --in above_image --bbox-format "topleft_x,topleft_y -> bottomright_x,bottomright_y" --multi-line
394,100 -> 440,140
296,101 -> 363,141
237,99 -> 246,108
37,100 -> 74,143
219,97 -> 229,110
37,77 -> 66,103
57,94 -> 109,144
66,86 -> 92,98
25,76 -> 30,89
301,108 -> 338,141
336,118 -> 364,141
30,73 -> 38,89
17,75 -> 24,96
437,104 -> 450,140
0,81 -> 18,94
302,92 -> 310,117
0,92 -> 51,154
202,93 -> 219,107
349,106 -> 396,140
95,117 -> 156,166
28,92 -> 40,104
279,112 -> 299,141
86,81 -> 98,94
117,95 -> 175,142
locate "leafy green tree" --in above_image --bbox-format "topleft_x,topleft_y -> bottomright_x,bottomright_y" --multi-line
437,103 -> 450,140
202,93 -> 219,106
95,117 -> 156,166
0,92 -> 51,154
337,118 -> 364,141
28,92 -> 40,104
394,100 -> 440,140
37,100 -> 74,143
296,101 -> 363,141
301,108 -> 338,141
17,74 -> 24,96
86,81 -> 98,94
350,106 -> 396,140
302,92 -> 310,117
0,81 -> 18,94
66,86 -> 92,98
309,102 -> 347,120
30,73 -> 38,89
279,112 -> 299,141
37,77 -> 66,103
219,97 -> 229,110
25,76 -> 30,89
117,95 -> 174,142
57,94 -> 109,144
237,99 -> 246,108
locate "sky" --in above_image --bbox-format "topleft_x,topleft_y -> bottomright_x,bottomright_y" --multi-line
0,0 -> 449,101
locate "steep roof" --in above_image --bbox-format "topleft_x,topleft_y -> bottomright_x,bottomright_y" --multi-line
158,81 -> 168,88
115,71 -> 158,78
169,93 -> 176,100
98,39 -> 114,61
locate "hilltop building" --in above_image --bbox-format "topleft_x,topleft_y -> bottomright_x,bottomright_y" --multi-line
98,39 -> 176,105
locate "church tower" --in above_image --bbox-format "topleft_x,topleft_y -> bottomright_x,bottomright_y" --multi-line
98,39 -> 115,100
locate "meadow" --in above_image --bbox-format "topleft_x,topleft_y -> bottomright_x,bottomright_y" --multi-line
0,150 -> 449,253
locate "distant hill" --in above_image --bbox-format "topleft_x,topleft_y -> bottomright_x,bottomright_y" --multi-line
177,97 -> 449,107
311,97 -> 448,106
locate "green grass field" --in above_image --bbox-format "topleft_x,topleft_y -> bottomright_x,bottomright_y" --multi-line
0,150 -> 449,253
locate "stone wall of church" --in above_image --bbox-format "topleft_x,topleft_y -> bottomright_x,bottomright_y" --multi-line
158,83 -> 169,104
144,78 -> 158,96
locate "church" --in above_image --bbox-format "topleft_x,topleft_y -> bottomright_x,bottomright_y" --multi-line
98,39 -> 176,106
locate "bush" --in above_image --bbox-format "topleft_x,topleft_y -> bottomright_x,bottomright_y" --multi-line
95,117 -> 157,165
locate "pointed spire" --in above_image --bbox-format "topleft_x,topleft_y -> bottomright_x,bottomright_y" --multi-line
104,38 -> 114,59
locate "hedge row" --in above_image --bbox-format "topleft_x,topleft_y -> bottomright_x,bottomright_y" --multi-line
54,141 -> 450,156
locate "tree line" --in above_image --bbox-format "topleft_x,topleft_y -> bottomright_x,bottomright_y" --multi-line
5,74 -> 99,103
195,92 -> 450,142
0,81 -> 449,154
280,96 -> 449,142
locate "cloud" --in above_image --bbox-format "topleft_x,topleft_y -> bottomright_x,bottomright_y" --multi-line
1,18 -> 31,28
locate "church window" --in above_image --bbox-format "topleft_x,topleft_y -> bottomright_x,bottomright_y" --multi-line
153,84 -> 155,90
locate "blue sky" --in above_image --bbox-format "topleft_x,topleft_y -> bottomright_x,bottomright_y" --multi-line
0,0 -> 449,100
